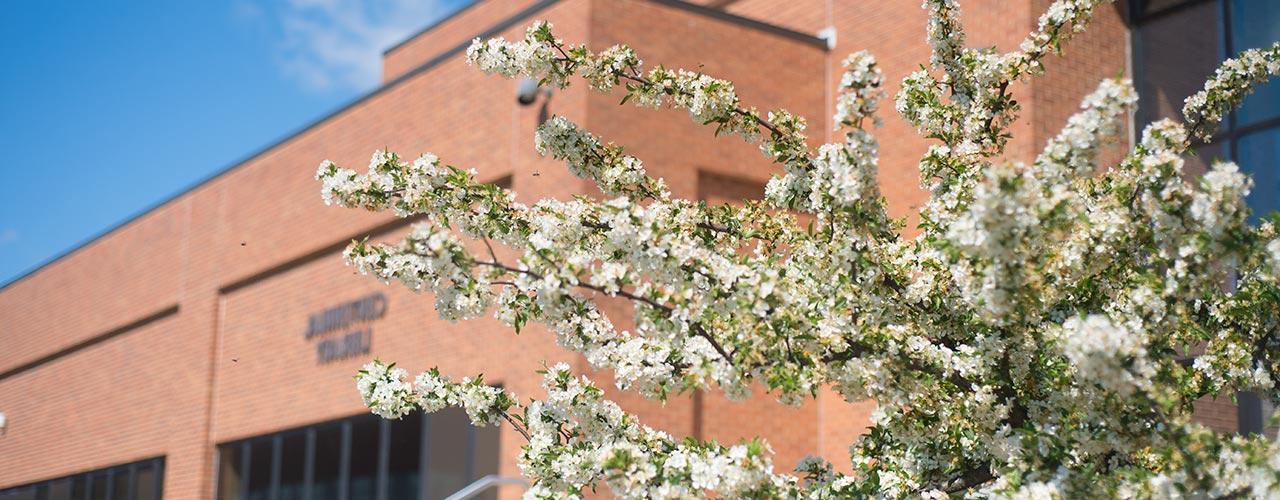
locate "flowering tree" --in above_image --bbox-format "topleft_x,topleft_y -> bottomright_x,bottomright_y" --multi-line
317,0 -> 1280,497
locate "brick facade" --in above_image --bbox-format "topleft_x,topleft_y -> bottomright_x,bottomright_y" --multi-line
0,0 -> 1241,497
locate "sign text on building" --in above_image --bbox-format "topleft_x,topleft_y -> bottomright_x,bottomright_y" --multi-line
306,292 -> 387,364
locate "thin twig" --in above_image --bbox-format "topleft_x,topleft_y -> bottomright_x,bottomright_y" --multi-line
482,236 -> 500,264
501,412 -> 532,441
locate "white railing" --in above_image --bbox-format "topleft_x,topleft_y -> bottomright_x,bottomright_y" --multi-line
443,475 -> 528,500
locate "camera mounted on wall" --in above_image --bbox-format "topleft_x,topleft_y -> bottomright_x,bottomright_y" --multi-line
517,77 -> 554,124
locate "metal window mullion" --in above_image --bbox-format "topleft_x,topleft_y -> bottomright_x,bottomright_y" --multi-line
465,423 -> 476,483
418,414 -> 430,500
125,464 -> 136,500
338,421 -> 351,500
376,419 -> 390,500
240,442 -> 251,500
153,459 -> 163,500
1221,0 -> 1238,136
270,435 -> 283,500
104,471 -> 115,500
304,429 -> 316,500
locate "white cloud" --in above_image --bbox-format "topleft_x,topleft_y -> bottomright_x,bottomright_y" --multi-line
259,0 -> 465,92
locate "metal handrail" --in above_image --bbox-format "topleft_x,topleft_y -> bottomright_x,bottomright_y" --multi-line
443,475 -> 528,500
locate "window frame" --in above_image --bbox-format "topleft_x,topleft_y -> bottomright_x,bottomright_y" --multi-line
1130,0 -> 1280,436
1130,0 -> 1280,159
214,408 -> 500,500
0,457 -> 164,500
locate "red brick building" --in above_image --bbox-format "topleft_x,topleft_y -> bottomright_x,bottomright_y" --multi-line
1,0 -> 1275,498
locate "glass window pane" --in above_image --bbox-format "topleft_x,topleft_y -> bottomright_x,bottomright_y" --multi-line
387,412 -> 423,500
426,409 -> 471,500
313,425 -> 343,500
89,473 -> 108,500
133,465 -> 157,500
0,460 -> 162,500
471,423 -> 501,500
1187,142 -> 1227,177
278,433 -> 307,500
111,469 -> 129,500
1136,1 -> 1222,127
1230,0 -> 1280,126
47,480 -> 71,500
347,416 -> 380,500
1239,128 -> 1280,220
1143,0 -> 1199,16
217,445 -> 245,500
70,477 -> 86,500
247,439 -> 273,500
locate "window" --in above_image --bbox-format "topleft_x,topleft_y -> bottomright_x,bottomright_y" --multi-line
1228,0 -> 1280,127
1133,0 -> 1280,436
1238,127 -> 1280,217
1132,0 -> 1280,220
277,433 -> 307,500
0,458 -> 164,500
216,408 -> 499,500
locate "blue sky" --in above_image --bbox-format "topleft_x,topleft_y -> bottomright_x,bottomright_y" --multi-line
0,0 -> 470,285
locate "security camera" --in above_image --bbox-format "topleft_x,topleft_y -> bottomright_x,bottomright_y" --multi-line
517,77 -> 540,105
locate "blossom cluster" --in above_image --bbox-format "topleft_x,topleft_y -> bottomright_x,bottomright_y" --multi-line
533,116 -> 666,199
322,1 -> 1280,497
1183,41 -> 1280,140
463,21 -> 813,189
356,360 -> 515,426
466,21 -> 560,85
766,51 -> 887,224
1033,78 -> 1137,182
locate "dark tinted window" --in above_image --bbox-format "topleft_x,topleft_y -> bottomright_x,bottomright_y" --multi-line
111,470 -> 129,500
1239,128 -> 1280,218
278,433 -> 307,500
1,458 -> 163,500
46,480 -> 71,500
1135,1 -> 1221,128
426,410 -> 470,500
312,424 -> 343,500
348,416 -> 380,500
133,463 -> 158,500
88,473 -> 108,500
1142,0 -> 1198,15
471,423 -> 501,500
218,444 -> 245,500
1230,0 -> 1280,126
1133,0 -> 1280,434
387,413 -> 423,500
246,439 -> 274,500
69,478 -> 86,500
214,407 -> 501,500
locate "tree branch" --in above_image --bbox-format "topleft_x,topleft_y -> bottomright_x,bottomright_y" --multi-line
941,466 -> 995,494
471,258 -> 736,365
